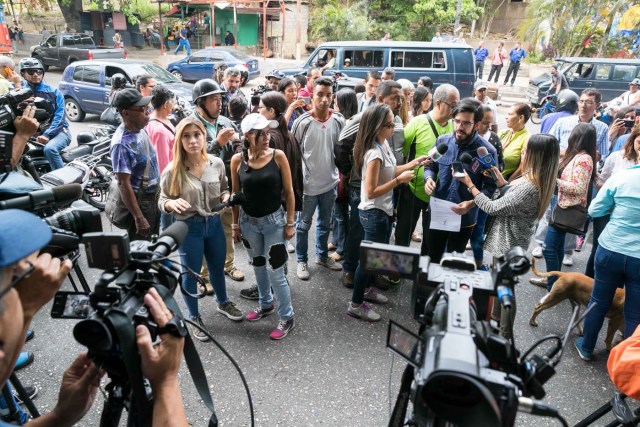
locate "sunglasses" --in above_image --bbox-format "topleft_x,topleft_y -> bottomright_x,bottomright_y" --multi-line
25,69 -> 44,76
0,261 -> 34,301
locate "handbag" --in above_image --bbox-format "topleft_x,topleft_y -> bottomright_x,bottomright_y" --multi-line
549,163 -> 593,235
105,139 -> 152,229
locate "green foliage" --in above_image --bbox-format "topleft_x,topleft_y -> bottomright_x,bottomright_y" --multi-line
310,0 -> 373,42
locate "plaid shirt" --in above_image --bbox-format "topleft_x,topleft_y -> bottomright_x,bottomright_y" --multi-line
549,115 -> 610,160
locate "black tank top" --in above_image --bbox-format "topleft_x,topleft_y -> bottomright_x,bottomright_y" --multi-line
239,151 -> 282,218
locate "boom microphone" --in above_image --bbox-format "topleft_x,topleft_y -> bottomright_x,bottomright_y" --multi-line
476,147 -> 499,182
427,143 -> 448,162
150,221 -> 189,260
0,184 -> 82,211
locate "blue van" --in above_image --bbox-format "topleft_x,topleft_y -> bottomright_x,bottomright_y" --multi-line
280,41 -> 475,97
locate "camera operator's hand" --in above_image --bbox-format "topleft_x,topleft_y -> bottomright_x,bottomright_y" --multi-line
424,177 -> 436,196
136,288 -> 188,427
36,135 -> 50,144
43,353 -> 103,427
15,252 -> 72,320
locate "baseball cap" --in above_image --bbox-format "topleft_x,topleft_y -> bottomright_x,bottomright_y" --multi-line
240,113 -> 278,134
0,209 -> 52,268
344,58 -> 351,63
630,78 -> 640,86
113,88 -> 152,111
474,80 -> 488,90
265,70 -> 286,80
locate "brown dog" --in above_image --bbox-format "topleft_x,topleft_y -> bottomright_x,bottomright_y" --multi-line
528,258 -> 625,350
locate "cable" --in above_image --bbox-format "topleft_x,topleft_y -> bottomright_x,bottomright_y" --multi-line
184,318 -> 255,427
555,413 -> 569,427
520,335 -> 562,361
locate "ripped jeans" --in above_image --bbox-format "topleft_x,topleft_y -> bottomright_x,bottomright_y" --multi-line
241,208 -> 294,321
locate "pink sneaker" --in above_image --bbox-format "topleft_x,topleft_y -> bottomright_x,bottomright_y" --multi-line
270,318 -> 295,340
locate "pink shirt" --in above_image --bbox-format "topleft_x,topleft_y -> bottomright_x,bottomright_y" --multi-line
146,119 -> 176,174
491,48 -> 506,66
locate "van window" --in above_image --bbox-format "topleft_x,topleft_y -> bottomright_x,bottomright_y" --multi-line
343,50 -> 384,68
566,62 -> 594,80
612,65 -> 637,82
390,50 -> 447,70
594,64 -> 611,80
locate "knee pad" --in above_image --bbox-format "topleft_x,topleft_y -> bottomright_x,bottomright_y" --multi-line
268,243 -> 288,270
251,255 -> 266,267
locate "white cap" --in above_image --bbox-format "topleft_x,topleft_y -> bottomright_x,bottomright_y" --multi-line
240,113 -> 278,134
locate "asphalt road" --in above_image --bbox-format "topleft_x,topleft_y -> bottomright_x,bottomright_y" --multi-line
15,70 -> 621,426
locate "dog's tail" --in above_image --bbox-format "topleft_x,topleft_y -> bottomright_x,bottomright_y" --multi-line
531,257 -> 564,279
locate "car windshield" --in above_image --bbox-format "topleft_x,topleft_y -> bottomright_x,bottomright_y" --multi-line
556,61 -> 570,74
219,48 -> 250,60
127,63 -> 180,84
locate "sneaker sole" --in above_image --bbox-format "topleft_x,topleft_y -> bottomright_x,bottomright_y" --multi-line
217,307 -> 244,322
193,332 -> 211,342
270,322 -> 295,340
346,311 -> 381,322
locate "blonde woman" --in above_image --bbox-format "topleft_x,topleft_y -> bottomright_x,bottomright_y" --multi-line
159,117 -> 243,342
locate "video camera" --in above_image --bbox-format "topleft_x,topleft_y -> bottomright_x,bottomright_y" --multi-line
250,84 -> 271,107
360,241 -> 570,427
0,88 -> 53,134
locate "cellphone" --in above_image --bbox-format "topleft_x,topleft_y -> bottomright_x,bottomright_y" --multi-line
50,291 -> 94,319
452,161 -> 465,178
301,97 -> 311,106
623,119 -> 634,128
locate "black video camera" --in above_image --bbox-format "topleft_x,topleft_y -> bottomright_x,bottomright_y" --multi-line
43,200 -> 103,258
0,88 -> 53,133
250,84 -> 271,107
360,242 -> 568,427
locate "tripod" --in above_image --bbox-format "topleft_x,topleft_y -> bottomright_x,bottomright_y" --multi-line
1,373 -> 40,423
98,380 -> 152,427
575,393 -> 640,427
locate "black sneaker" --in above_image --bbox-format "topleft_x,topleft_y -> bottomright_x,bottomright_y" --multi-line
191,317 -> 210,342
13,385 -> 38,405
240,285 -> 259,300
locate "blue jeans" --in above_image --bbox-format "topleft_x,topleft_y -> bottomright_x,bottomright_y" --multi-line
470,209 -> 488,263
175,38 -> 191,55
582,246 -> 640,351
352,208 -> 391,304
241,208 -> 294,321
179,215 -> 228,318
342,185 -> 363,274
296,186 -> 337,263
43,129 -> 71,170
543,196 -> 567,291
160,212 -> 175,231
331,201 -> 349,255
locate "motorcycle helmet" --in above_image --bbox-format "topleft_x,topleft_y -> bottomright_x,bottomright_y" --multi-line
76,131 -> 96,146
19,57 -> 45,73
556,89 -> 579,114
192,79 -> 226,104
265,70 -> 286,80
111,73 -> 129,90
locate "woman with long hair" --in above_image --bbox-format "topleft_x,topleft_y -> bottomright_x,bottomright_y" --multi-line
412,86 -> 432,117
499,103 -> 531,180
456,134 -> 560,338
278,77 -> 305,129
347,104 -> 429,322
541,123 -> 597,291
158,117 -> 243,342
334,88 -> 358,121
230,113 -> 296,340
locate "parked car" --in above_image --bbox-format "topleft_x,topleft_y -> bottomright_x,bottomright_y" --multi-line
166,47 -> 260,84
58,59 -> 194,122
280,41 -> 476,97
30,33 -> 126,71
527,57 -> 640,106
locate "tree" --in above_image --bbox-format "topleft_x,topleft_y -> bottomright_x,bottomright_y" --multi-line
412,0 -> 483,39
57,0 -> 82,31
310,0 -> 373,42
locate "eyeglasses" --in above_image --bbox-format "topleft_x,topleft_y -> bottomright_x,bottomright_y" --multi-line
454,118 -> 474,128
25,69 -> 44,76
442,100 -> 458,109
381,122 -> 395,129
578,100 -> 596,106
0,261 -> 34,301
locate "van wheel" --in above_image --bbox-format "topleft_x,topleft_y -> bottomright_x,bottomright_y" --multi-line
65,98 -> 86,122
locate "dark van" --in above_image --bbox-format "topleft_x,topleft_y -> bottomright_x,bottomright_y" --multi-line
281,41 -> 475,98
527,57 -> 640,106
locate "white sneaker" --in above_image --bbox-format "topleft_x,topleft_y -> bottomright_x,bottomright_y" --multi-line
297,262 -> 310,280
563,253 -> 574,266
287,242 -> 295,253
532,247 -> 543,258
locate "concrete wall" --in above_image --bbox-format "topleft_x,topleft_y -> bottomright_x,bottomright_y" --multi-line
489,1 -> 528,35
279,0 -> 309,60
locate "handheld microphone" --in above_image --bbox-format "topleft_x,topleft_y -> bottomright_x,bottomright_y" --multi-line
213,192 -> 246,212
476,147 -> 499,182
427,143 -> 448,162
150,221 -> 189,260
459,152 -> 473,166
0,184 -> 82,211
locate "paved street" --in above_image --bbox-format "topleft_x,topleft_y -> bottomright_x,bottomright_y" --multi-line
12,65 -> 621,426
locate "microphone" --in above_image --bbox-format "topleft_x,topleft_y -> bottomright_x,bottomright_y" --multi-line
459,152 -> 473,166
427,143 -> 448,162
213,192 -> 246,212
150,221 -> 189,260
0,184 -> 82,211
476,146 -> 499,182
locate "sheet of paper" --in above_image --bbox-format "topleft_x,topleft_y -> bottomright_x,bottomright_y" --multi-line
429,197 -> 461,232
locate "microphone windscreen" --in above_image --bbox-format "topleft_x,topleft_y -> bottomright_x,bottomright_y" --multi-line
51,184 -> 83,204
460,152 -> 474,164
160,221 -> 188,247
436,143 -> 449,154
477,146 -> 489,157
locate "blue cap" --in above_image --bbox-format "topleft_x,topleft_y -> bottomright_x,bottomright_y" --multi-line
0,210 -> 52,268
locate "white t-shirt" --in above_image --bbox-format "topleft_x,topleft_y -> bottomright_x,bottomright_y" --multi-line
359,140 -> 397,216
599,150 -> 636,184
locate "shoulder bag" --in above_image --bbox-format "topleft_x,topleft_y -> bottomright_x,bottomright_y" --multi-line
549,161 -> 593,235
105,139 -> 152,229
